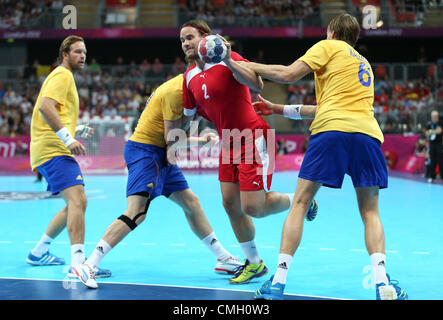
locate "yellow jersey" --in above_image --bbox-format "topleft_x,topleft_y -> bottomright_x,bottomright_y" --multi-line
130,74 -> 184,147
30,66 -> 79,170
298,39 -> 384,143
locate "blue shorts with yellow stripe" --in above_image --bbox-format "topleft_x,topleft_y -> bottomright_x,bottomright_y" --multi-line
36,156 -> 84,195
124,140 -> 189,199
299,131 -> 388,189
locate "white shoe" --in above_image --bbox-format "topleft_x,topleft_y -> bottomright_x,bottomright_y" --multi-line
215,256 -> 243,275
72,263 -> 98,289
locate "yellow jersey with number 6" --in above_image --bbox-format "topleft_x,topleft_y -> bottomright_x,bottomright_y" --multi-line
299,39 -> 383,143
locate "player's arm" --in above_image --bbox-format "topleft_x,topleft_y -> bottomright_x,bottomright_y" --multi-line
252,95 -> 316,119
38,97 -> 86,155
242,60 -> 312,84
217,35 -> 263,92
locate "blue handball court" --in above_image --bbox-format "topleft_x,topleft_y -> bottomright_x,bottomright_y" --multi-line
0,171 -> 442,301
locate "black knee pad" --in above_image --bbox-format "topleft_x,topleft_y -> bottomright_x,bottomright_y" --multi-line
117,197 -> 152,230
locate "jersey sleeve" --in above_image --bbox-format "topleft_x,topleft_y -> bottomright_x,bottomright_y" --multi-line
41,71 -> 71,105
182,74 -> 197,116
162,88 -> 183,121
298,40 -> 332,72
231,51 -> 249,63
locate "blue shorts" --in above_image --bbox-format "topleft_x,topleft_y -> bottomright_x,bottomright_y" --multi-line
124,140 -> 189,198
299,131 -> 388,189
36,156 -> 84,195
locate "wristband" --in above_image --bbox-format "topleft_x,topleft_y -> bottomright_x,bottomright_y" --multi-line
283,104 -> 303,120
56,127 -> 76,147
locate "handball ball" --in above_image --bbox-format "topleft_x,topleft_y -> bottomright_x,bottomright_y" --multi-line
198,35 -> 227,64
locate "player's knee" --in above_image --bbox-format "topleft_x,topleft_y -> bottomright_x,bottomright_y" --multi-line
182,193 -> 202,214
67,194 -> 87,213
118,210 -> 146,230
222,197 -> 237,212
242,203 -> 264,218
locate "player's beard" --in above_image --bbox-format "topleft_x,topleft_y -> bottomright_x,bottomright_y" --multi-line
68,55 -> 84,71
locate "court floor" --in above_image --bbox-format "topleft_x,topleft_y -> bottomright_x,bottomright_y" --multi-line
0,171 -> 442,300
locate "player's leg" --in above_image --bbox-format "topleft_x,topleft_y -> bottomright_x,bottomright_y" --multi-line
255,132 -> 345,299
219,181 -> 268,284
168,188 -> 242,274
349,133 -> 407,299
27,156 -> 85,267
61,184 -> 87,265
355,186 -> 407,300
81,141 -> 162,286
254,178 -> 321,299
86,193 -> 149,266
28,206 -> 67,263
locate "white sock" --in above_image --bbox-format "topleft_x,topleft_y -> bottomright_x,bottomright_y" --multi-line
370,253 -> 389,284
272,253 -> 293,285
30,233 -> 53,257
240,239 -> 260,264
86,239 -> 112,268
202,232 -> 231,261
71,243 -> 85,267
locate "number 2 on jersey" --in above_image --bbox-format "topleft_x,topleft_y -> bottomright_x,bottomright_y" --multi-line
358,62 -> 372,87
202,84 -> 210,99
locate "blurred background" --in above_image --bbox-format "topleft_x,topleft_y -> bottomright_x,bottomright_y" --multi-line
0,0 -> 442,177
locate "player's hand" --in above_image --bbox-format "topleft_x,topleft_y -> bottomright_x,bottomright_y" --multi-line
75,123 -> 94,139
216,34 -> 231,62
68,140 -> 86,156
200,131 -> 219,144
252,95 -> 274,116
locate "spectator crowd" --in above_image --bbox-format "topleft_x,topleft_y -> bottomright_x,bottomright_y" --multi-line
177,0 -> 320,27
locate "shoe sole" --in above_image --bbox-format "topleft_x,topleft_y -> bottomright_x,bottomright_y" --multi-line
215,268 -> 237,275
229,267 -> 268,284
67,272 -> 111,279
25,258 -> 65,266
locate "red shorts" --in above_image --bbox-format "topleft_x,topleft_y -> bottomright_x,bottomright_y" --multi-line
218,133 -> 274,192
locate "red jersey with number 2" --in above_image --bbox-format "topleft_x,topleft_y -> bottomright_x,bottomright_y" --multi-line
182,51 -> 269,134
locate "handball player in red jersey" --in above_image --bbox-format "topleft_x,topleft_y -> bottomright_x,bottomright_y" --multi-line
179,19 -> 318,284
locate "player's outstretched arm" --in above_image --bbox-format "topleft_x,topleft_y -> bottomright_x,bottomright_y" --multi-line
253,95 -> 316,119
244,60 -> 312,84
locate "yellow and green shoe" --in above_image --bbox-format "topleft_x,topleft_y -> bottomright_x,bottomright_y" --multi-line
229,259 -> 268,284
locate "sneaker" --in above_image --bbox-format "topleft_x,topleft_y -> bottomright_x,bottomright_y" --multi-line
229,259 -> 268,284
26,251 -> 65,266
376,274 -> 408,300
306,199 -> 318,221
67,266 -> 112,279
215,256 -> 244,275
254,275 -> 285,300
71,263 -> 98,289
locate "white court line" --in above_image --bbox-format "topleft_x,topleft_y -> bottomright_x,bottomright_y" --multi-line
259,245 -> 275,249
141,242 -> 157,246
0,276 -> 348,300
229,245 -> 240,248
350,249 -> 365,252
170,243 -> 186,247
319,248 -> 337,251
386,250 -> 398,254
412,251 -> 430,255
24,241 -> 37,244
